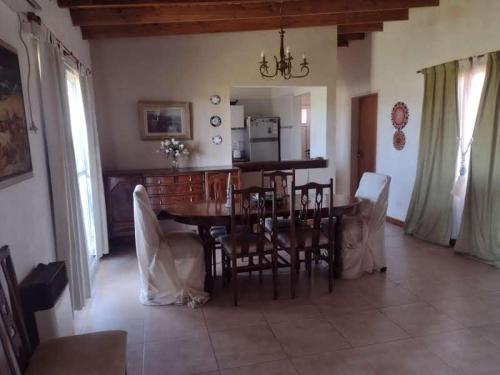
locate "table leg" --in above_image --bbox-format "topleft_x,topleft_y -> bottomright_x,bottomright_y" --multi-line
198,225 -> 214,293
334,215 -> 343,279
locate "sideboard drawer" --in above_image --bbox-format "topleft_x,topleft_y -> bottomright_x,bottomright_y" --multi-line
147,183 -> 204,195
150,193 -> 204,208
144,176 -> 175,186
176,174 -> 204,184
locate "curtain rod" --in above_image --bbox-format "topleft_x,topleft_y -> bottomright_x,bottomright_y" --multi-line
26,12 -> 91,75
416,51 -> 489,74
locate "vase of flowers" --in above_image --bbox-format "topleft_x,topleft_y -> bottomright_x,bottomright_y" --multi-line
158,138 -> 189,170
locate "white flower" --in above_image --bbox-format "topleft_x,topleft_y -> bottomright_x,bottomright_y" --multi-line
179,144 -> 184,150
163,139 -> 170,146
182,149 -> 189,155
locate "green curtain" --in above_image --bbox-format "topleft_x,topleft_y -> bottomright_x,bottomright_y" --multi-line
455,52 -> 500,266
405,62 -> 459,246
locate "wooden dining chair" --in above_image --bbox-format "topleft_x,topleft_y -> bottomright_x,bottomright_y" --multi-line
0,246 -> 127,375
219,185 -> 278,306
276,179 -> 334,298
261,169 -> 295,234
205,171 -> 241,279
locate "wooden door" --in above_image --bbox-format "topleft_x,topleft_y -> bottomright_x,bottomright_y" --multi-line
351,94 -> 377,193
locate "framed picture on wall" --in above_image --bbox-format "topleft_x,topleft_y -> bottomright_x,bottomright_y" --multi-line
138,101 -> 192,140
0,39 -> 33,189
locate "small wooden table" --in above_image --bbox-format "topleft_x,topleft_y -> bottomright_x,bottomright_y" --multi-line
164,195 -> 362,292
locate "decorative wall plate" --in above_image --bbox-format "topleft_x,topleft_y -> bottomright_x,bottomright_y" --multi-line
391,101 -> 409,130
210,115 -> 222,127
210,95 -> 221,105
393,130 -> 406,150
212,135 -> 223,145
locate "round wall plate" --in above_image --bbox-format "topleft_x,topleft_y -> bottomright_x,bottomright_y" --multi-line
393,130 -> 406,150
210,115 -> 222,127
391,101 -> 409,130
210,95 -> 221,105
212,135 -> 223,145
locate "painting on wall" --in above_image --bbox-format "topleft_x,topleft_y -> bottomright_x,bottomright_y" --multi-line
0,40 -> 33,189
138,101 -> 192,140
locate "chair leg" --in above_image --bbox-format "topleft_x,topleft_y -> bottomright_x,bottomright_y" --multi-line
272,250 -> 278,300
306,250 -> 312,280
221,252 -> 226,287
328,246 -> 334,293
231,256 -> 238,306
290,250 -> 297,299
212,241 -> 217,278
258,253 -> 263,284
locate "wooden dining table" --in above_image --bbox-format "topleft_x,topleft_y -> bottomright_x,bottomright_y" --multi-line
164,194 -> 362,292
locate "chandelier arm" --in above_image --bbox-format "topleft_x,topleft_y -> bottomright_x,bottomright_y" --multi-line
290,64 -> 310,78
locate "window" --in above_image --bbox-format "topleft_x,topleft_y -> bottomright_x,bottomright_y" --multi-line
65,68 -> 97,259
301,107 -> 308,124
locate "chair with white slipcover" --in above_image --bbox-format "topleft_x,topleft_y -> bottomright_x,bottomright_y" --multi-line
133,185 -> 209,307
341,173 -> 391,279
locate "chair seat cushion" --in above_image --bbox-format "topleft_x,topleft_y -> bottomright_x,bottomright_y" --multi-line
277,227 -> 329,249
264,218 -> 291,233
220,233 -> 274,255
210,226 -> 227,239
25,330 -> 127,375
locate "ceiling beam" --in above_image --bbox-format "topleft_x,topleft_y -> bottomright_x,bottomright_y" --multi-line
338,33 -> 365,41
59,0 -> 291,8
81,9 -> 408,39
338,23 -> 383,34
70,0 -> 438,26
338,40 -> 349,47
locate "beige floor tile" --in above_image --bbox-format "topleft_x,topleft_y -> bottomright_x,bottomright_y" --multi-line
361,285 -> 420,308
416,329 -> 500,375
210,324 -> 286,369
291,349 -> 377,375
470,323 -> 500,346
203,303 -> 265,332
220,359 -> 298,375
261,301 -> 321,324
143,336 -> 218,375
127,343 -> 144,375
144,305 -> 208,342
355,338 -> 457,374
382,302 -> 463,336
270,317 -> 350,357
313,290 -> 374,314
327,309 -> 409,347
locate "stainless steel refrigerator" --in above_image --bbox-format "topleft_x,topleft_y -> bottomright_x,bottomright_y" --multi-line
248,117 -> 280,162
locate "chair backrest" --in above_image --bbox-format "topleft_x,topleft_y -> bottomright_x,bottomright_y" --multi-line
133,185 -> 163,258
290,179 -> 334,248
261,169 -> 295,199
355,172 -> 391,203
230,185 -> 276,255
0,246 -> 32,375
205,171 -> 241,202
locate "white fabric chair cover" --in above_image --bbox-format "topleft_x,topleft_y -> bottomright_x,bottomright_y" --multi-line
133,185 -> 209,307
342,173 -> 391,279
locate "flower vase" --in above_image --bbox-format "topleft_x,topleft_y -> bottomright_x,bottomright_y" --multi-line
171,157 -> 179,170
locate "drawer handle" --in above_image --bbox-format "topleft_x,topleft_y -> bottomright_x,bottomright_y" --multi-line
190,197 -> 193,202
189,185 -> 193,192
160,200 -> 163,205
189,176 -> 192,182
157,180 -> 161,185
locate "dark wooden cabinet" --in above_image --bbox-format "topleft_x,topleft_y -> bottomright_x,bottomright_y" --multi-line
104,166 -> 239,241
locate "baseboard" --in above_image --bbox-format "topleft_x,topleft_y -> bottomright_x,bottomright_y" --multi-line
386,216 -> 405,227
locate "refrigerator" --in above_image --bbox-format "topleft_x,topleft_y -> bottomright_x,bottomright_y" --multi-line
248,117 -> 281,162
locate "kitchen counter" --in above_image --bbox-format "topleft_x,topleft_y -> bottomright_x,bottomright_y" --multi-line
233,159 -> 328,172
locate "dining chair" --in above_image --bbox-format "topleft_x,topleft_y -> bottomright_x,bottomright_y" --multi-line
219,185 -> 278,306
277,179 -> 334,298
261,169 -> 295,234
205,172 -> 231,278
0,245 -> 127,375
341,172 -> 391,279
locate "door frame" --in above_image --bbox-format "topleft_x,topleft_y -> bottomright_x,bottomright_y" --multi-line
350,93 -> 378,194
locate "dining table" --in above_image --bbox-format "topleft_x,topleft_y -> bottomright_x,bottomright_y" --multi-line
163,194 -> 362,292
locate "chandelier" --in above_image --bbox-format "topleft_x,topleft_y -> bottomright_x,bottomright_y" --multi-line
259,28 -> 310,80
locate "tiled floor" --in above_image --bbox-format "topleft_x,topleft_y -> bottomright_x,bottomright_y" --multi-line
75,224 -> 500,374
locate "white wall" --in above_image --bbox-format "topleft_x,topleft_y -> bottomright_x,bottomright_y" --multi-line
0,0 -> 91,279
91,26 -> 337,182
371,0 -> 500,220
336,39 -> 372,195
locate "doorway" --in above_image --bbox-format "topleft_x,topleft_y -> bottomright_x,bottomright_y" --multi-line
351,93 -> 378,194
298,93 -> 311,159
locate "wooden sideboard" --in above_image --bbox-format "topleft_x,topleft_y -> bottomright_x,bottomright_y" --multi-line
104,166 -> 240,240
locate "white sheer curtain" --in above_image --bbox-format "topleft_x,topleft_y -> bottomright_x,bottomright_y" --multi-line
80,70 -> 109,259
451,56 -> 486,239
37,32 -> 90,310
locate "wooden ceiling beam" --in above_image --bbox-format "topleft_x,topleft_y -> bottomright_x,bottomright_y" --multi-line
338,23 -> 383,34
70,0 -> 438,26
81,9 -> 408,39
338,33 -> 365,41
337,40 -> 349,47
59,0 -> 288,8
